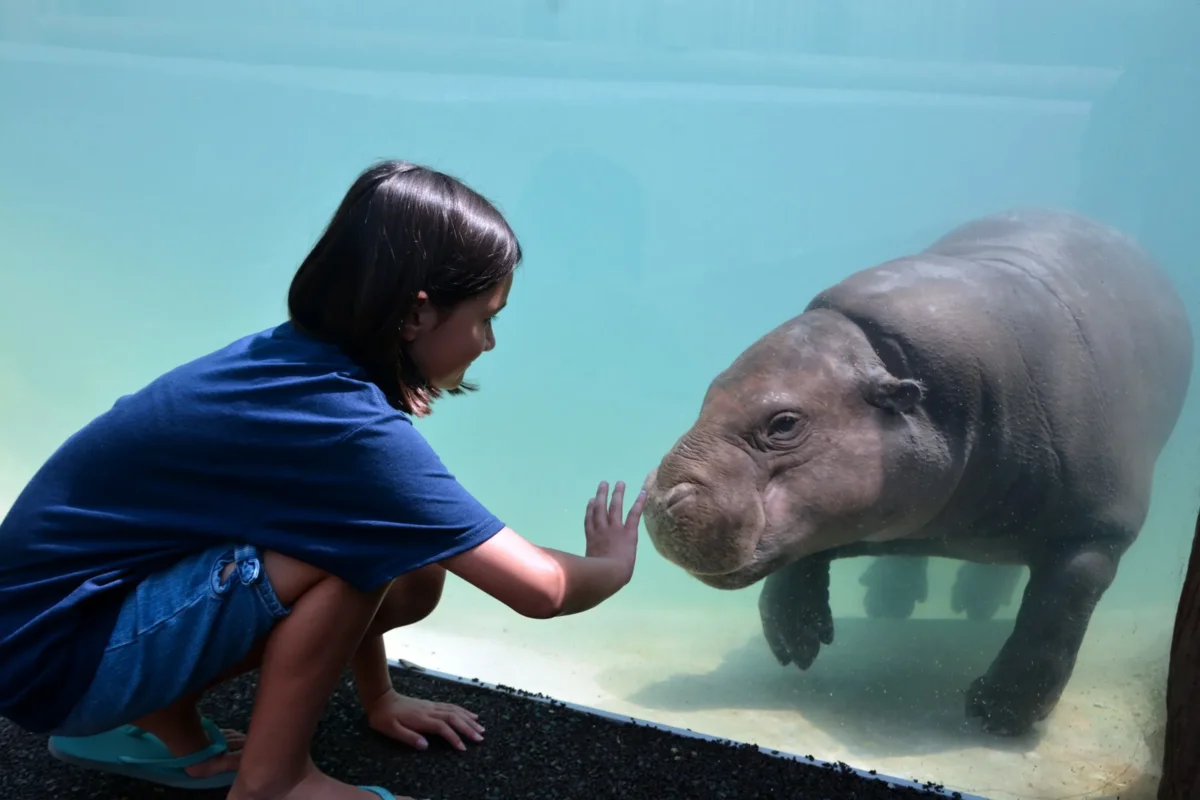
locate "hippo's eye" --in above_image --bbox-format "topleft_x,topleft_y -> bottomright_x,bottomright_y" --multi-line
765,411 -> 805,444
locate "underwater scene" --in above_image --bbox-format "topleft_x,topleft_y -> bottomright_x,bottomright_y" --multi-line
2,2 -> 1198,798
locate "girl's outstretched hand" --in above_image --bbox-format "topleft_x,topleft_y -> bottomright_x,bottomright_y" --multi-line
366,689 -> 485,752
584,479 -> 647,583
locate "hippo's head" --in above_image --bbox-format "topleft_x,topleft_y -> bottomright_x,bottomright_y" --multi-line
643,307 -> 955,590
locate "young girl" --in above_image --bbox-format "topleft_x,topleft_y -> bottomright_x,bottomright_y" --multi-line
0,160 -> 646,800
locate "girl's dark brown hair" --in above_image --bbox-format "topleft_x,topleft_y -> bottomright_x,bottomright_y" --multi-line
288,160 -> 522,417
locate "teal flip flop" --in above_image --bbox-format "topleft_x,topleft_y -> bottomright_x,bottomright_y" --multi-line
47,716 -> 237,789
359,788 -> 396,799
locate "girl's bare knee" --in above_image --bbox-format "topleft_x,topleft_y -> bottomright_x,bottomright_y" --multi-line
373,565 -> 445,631
401,564 -> 445,620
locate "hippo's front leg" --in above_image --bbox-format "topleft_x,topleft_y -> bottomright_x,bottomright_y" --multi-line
759,555 -> 834,670
965,538 -> 1122,735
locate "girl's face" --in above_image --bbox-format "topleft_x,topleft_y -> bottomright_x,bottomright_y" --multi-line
403,272 -> 513,390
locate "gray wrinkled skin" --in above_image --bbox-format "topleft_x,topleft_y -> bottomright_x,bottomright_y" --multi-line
643,208 -> 1194,736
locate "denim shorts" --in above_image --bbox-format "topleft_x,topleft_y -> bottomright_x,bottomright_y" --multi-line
49,542 -> 292,738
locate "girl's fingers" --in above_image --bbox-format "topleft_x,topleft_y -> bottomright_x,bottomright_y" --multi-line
591,481 -> 608,529
625,487 -> 649,528
388,721 -> 429,751
608,480 -> 626,522
436,704 -> 484,734
445,712 -> 484,741
430,718 -> 466,751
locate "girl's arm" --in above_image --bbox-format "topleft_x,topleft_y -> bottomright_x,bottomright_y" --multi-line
442,480 -> 645,618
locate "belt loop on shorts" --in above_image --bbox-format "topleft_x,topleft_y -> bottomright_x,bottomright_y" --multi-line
232,543 -> 262,585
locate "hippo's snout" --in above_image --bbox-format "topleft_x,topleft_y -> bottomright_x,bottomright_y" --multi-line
644,458 -> 765,581
645,482 -> 731,575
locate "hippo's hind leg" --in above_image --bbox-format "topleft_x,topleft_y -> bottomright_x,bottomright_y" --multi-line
859,556 -> 929,619
965,536 -> 1124,735
759,555 -> 834,670
951,562 -> 1024,621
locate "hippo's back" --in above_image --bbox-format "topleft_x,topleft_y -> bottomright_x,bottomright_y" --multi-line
923,208 -> 1193,453
810,207 -> 1193,539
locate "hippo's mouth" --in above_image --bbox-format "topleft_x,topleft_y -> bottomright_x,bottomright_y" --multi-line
687,546 -> 787,590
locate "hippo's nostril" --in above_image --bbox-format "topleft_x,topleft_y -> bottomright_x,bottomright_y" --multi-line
661,483 -> 698,515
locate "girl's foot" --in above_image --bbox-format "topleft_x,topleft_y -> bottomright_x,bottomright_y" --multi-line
183,733 -> 242,780
229,761 -> 417,800
222,729 -> 247,751
130,703 -> 243,779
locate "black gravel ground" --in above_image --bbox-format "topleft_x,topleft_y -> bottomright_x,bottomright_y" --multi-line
0,662 -> 974,799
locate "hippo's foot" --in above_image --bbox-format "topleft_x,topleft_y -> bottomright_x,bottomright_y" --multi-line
859,556 -> 928,619
759,556 -> 833,670
951,562 -> 1023,622
965,538 -> 1123,735
965,651 -> 1064,735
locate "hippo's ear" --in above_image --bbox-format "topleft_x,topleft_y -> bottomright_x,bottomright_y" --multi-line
863,371 -> 923,414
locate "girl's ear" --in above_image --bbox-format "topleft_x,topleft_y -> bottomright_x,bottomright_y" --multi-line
400,291 -> 437,342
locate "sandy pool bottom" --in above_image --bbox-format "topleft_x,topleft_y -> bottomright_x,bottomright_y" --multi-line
384,599 -> 1170,800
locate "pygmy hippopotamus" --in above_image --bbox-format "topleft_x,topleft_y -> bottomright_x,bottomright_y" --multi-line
642,208 -> 1194,736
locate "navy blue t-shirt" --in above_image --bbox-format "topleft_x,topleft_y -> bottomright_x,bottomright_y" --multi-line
0,322 -> 505,733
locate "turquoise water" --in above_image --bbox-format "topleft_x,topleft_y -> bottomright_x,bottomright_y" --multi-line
2,3 -> 1198,798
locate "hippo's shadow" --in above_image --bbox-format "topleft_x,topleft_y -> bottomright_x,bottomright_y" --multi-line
617,616 -> 1050,760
